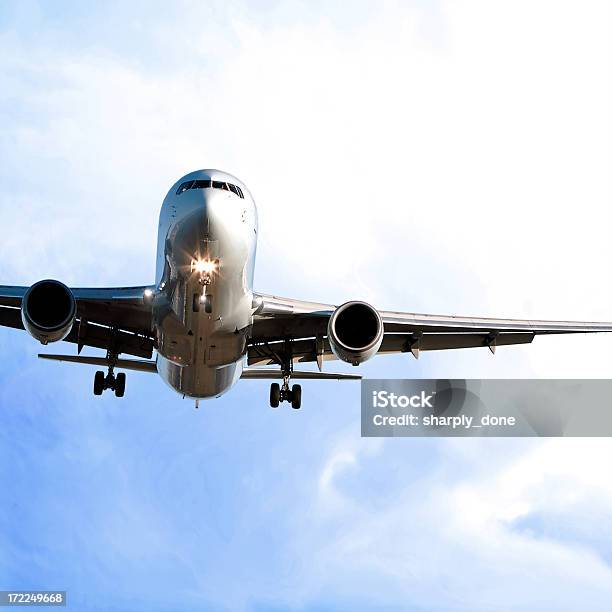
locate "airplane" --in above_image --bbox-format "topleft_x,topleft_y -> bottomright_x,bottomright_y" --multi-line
1,169 -> 611,409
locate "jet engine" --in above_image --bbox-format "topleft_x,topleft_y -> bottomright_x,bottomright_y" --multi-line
327,301 -> 384,365
21,279 -> 77,344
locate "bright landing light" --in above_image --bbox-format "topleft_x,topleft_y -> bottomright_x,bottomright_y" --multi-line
194,259 -> 217,274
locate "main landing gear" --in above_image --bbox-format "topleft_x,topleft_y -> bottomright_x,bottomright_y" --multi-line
270,375 -> 302,409
93,347 -> 126,397
259,339 -> 303,409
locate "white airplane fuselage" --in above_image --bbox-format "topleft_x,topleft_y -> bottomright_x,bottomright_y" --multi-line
153,170 -> 257,398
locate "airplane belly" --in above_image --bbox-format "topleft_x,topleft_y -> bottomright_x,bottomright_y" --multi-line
157,355 -> 243,399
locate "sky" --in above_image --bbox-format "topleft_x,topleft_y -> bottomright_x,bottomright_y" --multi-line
0,0 -> 611,610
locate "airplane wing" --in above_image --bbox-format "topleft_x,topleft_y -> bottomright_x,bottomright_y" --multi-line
248,293 -> 612,367
4,284 -> 612,369
0,284 -> 155,358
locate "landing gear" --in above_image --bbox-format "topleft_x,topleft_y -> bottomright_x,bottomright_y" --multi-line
263,340 -> 304,409
93,369 -> 127,397
92,339 -> 127,397
268,377 -> 302,409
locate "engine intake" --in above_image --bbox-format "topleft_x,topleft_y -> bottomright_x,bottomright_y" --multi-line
21,279 -> 76,345
328,301 -> 384,365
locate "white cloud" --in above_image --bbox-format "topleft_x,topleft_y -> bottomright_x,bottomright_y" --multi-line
295,435 -> 612,611
317,429 -> 384,514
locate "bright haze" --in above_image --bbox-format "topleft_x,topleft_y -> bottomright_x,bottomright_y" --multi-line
0,1 -> 611,611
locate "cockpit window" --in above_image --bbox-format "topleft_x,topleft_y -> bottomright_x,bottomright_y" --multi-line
176,180 -> 194,195
177,179 -> 244,198
193,179 -> 212,189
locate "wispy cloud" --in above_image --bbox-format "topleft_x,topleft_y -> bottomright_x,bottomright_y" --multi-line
294,435 -> 612,610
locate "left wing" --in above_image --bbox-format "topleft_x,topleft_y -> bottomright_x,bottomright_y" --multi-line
0,284 -> 155,358
248,293 -> 612,366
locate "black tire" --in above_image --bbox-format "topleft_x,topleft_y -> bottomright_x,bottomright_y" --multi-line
270,383 -> 280,408
291,384 -> 302,409
93,371 -> 104,396
115,372 -> 126,398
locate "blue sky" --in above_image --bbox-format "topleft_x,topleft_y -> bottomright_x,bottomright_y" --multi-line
1,1 -> 611,610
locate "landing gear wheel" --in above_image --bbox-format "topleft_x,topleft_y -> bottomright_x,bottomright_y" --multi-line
115,372 -> 126,398
291,384 -> 302,409
270,383 -> 281,408
93,371 -> 105,396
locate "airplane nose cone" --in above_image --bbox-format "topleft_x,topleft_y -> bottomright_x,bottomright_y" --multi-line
200,190 -> 223,232
170,184 -> 245,266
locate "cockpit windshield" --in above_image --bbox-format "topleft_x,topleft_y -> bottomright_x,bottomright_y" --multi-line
176,179 -> 244,198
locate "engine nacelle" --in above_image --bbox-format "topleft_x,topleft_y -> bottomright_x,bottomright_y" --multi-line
327,301 -> 384,365
21,279 -> 76,345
